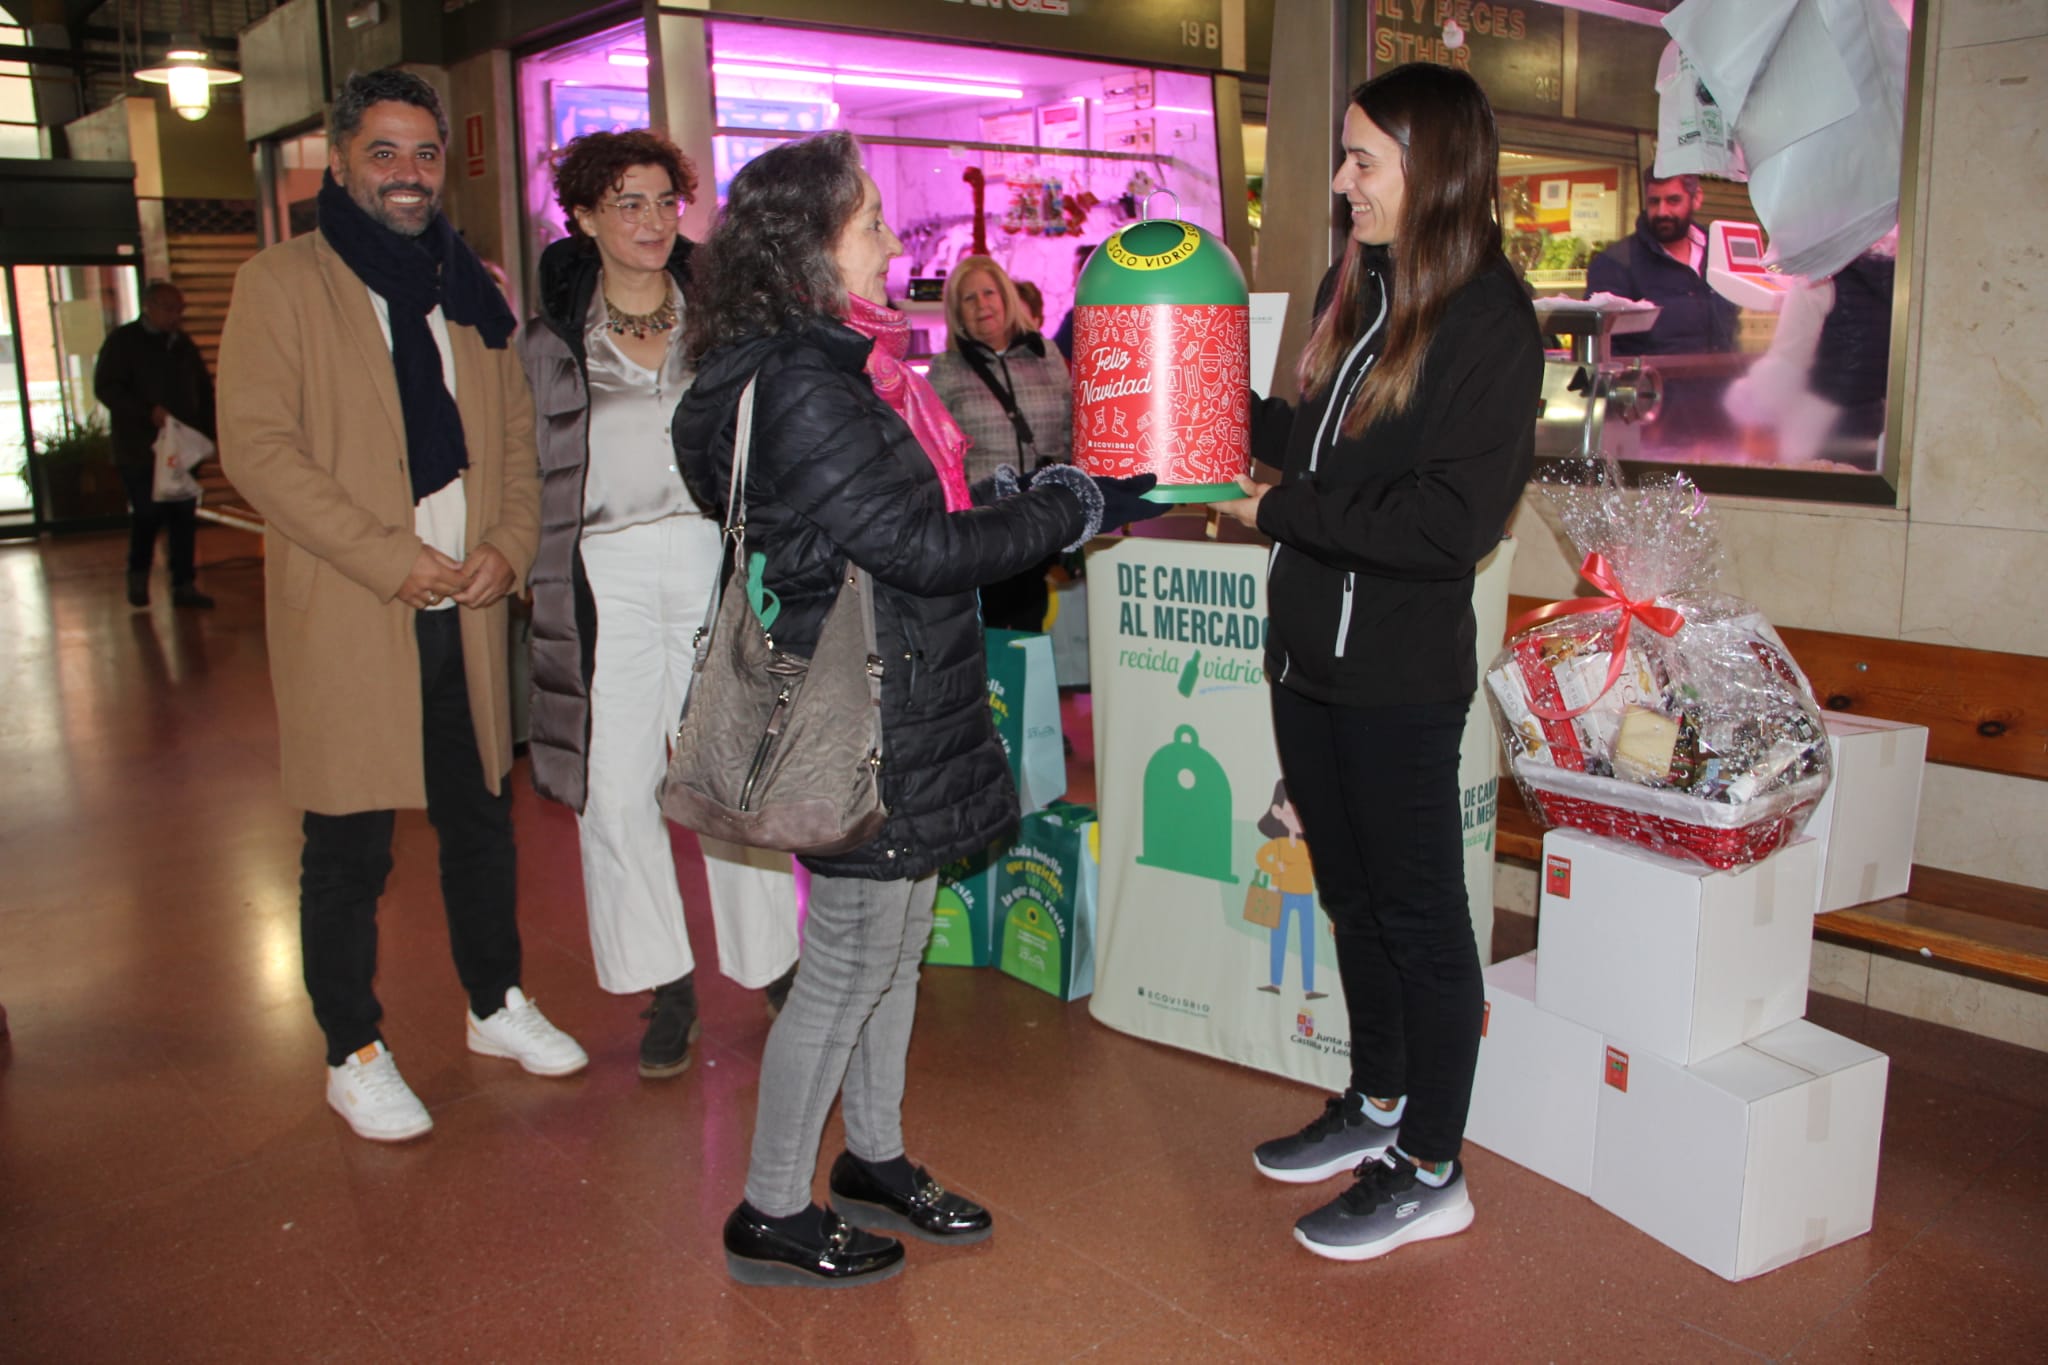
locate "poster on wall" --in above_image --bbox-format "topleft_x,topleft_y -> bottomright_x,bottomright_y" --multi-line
548,84 -> 650,153
714,96 -> 837,201
1037,98 -> 1091,189
1084,537 -> 1512,1092
980,110 -> 1038,180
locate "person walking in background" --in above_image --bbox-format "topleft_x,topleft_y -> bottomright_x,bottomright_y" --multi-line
1217,63 -> 1541,1263
1051,241 -> 1094,362
1013,279 -> 1045,333
926,254 -> 1073,632
93,281 -> 216,608
218,69 -> 585,1144
522,128 -> 799,1082
675,131 -> 1162,1288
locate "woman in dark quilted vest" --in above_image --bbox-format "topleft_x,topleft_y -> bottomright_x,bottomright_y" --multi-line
674,130 -> 1162,1288
519,130 -> 800,1083
1217,64 -> 1542,1264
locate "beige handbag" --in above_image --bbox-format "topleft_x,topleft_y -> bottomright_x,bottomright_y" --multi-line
657,377 -> 889,856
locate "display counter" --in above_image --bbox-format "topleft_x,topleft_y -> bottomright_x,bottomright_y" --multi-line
1082,518 -> 1514,1091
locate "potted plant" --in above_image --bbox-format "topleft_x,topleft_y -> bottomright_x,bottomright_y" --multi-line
25,412 -> 128,526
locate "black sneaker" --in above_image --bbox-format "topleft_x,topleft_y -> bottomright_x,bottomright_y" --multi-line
763,962 -> 798,1020
828,1151 -> 993,1245
171,585 -> 215,609
638,974 -> 700,1079
1294,1151 -> 1474,1262
723,1201 -> 905,1288
1253,1091 -> 1403,1183
127,572 -> 149,607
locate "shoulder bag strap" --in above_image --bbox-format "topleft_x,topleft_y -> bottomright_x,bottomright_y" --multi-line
957,342 -> 1036,461
694,375 -> 758,649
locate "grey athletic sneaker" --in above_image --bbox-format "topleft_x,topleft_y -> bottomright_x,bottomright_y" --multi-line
1253,1091 -> 1403,1183
1294,1152 -> 1475,1262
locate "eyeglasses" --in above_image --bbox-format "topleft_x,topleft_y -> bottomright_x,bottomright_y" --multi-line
600,194 -> 683,225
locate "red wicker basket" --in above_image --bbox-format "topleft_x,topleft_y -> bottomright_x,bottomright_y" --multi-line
1515,760 -> 1827,870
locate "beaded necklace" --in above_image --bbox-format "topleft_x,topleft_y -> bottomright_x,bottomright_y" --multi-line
604,293 -> 678,339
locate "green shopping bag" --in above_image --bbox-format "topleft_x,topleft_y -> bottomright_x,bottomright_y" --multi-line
924,840 -> 1001,968
985,629 -> 1067,813
995,802 -> 1098,1001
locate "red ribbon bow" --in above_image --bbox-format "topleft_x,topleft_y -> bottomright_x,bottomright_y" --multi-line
1505,552 -> 1686,722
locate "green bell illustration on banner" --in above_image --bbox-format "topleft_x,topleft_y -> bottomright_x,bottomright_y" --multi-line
1135,725 -> 1238,883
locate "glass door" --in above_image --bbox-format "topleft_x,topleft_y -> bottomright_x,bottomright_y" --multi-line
0,284 -> 25,519
6,262 -> 140,528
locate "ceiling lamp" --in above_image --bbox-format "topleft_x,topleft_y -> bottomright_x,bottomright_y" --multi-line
135,32 -> 242,121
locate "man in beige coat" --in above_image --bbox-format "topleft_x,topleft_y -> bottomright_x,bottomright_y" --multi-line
219,70 -> 586,1143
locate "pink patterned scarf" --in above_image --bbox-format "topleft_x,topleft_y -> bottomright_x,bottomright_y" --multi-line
843,293 -> 972,512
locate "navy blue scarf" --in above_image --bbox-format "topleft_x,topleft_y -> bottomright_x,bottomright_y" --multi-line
317,171 -> 515,503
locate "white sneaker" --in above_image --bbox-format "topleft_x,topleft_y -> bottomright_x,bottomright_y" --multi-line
326,1040 -> 434,1142
466,986 -> 589,1077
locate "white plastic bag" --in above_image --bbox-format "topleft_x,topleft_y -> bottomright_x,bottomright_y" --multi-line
151,414 -> 212,502
1654,41 -> 1747,181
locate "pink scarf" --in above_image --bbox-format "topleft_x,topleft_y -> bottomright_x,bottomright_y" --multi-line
844,293 -> 972,512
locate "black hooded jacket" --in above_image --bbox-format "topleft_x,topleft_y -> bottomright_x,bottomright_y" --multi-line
1252,250 -> 1541,707
520,233 -> 693,812
673,315 -> 1087,880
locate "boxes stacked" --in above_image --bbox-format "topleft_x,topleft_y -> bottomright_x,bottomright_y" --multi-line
1803,713 -> 1928,913
1467,827 -> 1892,1281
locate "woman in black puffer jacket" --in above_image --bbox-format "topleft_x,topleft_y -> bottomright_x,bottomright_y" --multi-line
673,130 -> 1160,1290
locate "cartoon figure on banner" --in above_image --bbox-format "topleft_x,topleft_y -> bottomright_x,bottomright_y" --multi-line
1135,725 -> 1237,883
1250,781 -> 1327,1000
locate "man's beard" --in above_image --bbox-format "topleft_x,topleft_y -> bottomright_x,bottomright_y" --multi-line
1647,213 -> 1692,245
352,181 -> 439,237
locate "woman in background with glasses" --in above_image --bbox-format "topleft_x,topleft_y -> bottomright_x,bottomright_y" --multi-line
522,129 -> 800,1082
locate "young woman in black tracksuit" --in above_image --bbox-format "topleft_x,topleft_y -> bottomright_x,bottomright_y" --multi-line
1217,63 -> 1542,1263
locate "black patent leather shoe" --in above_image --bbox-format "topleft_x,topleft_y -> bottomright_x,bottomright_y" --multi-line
828,1152 -> 994,1245
722,1201 -> 905,1288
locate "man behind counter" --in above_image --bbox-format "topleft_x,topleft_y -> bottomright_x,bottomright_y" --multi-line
1586,170 -> 1739,357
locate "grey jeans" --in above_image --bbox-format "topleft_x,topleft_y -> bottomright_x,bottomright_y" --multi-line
744,871 -> 938,1216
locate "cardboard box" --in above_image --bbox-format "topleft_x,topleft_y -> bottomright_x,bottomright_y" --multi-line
1465,952 -> 1605,1195
996,804 -> 1099,1000
1536,829 -> 1818,1065
924,842 -> 1001,968
1591,1019 -> 1888,1281
1805,713 -> 1928,914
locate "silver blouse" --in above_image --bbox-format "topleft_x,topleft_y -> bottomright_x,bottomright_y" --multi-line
580,276 -> 699,535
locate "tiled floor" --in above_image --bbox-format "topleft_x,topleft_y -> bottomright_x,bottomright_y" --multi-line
3,531 -> 2045,1363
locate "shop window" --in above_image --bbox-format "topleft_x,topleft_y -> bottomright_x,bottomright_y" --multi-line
1368,0 -> 1915,504
514,18 -> 651,288
0,18 -> 43,160
703,20 -> 1229,358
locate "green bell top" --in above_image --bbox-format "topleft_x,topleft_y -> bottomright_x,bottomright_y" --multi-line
1075,219 -> 1249,307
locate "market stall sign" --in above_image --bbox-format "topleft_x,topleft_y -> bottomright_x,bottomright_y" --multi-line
689,0 -> 1239,72
1368,0 -> 1566,119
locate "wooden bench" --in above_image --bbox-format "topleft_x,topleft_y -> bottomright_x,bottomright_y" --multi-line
1494,595 -> 2048,994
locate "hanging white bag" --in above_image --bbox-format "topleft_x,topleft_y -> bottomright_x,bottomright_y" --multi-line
151,415 -> 213,502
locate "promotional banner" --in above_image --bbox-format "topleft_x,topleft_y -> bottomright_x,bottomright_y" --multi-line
1085,536 -> 1513,1090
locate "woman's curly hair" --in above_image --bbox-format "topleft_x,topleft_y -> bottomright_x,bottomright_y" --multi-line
549,128 -> 697,236
686,131 -> 868,359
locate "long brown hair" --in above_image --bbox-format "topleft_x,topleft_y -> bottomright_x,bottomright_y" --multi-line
685,131 -> 868,359
1296,64 -> 1503,437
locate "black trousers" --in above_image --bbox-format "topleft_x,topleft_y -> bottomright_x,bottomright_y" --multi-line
116,462 -> 197,585
1270,682 -> 1483,1162
300,610 -> 521,1065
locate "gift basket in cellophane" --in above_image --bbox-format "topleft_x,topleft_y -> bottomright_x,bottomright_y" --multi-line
1486,463 -> 1832,870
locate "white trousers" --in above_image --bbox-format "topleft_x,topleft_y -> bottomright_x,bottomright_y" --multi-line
578,516 -> 801,993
